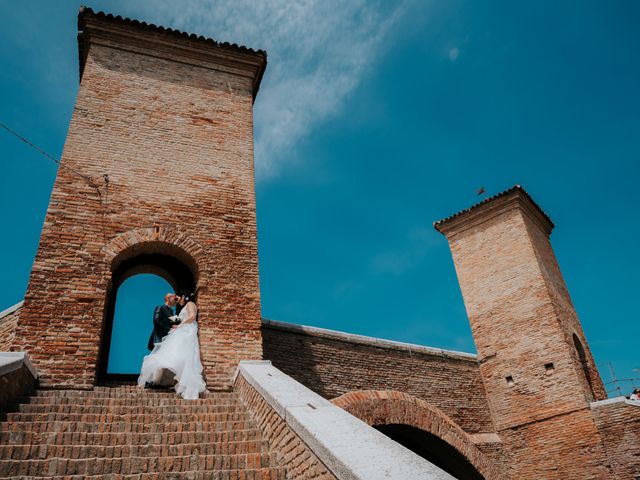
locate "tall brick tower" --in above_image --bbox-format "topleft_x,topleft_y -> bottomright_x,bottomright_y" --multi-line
12,8 -> 267,389
435,186 -> 612,478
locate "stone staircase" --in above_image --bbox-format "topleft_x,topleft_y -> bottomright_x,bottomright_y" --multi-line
0,386 -> 287,479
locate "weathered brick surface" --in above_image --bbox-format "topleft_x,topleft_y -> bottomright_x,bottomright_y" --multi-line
499,408 -> 613,479
592,401 -> 640,479
332,390 -> 505,480
12,12 -> 266,389
0,386 -> 286,478
262,324 -> 494,433
0,303 -> 21,351
235,373 -> 338,480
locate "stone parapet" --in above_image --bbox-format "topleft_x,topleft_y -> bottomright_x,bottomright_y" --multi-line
262,318 -> 476,361
234,360 -> 455,480
0,301 -> 23,351
0,352 -> 38,414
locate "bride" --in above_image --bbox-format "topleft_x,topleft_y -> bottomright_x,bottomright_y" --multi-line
138,291 -> 207,400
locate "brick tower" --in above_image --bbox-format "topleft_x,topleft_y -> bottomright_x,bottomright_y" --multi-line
12,8 -> 267,389
435,186 -> 612,478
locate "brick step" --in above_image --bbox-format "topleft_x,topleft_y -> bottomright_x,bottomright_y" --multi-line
0,428 -> 262,446
1,440 -> 271,461
0,452 -> 279,476
0,453 -> 277,476
26,396 -> 241,407
33,390 -> 235,400
19,404 -> 247,415
94,386 -> 185,392
0,467 -> 287,480
34,387 -> 237,398
0,419 -> 254,434
6,412 -> 250,424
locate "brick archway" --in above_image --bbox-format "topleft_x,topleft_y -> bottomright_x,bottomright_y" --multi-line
97,227 -> 204,381
332,390 -> 503,480
102,226 -> 204,279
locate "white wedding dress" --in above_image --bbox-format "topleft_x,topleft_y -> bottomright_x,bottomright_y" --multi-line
137,304 -> 207,400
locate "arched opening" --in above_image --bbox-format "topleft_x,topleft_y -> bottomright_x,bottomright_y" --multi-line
332,391 -> 500,480
106,274 -> 173,375
97,241 -> 198,383
573,333 -> 596,401
375,424 -> 485,480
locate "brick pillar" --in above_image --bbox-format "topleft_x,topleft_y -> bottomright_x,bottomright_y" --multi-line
435,185 -> 612,478
12,8 -> 267,389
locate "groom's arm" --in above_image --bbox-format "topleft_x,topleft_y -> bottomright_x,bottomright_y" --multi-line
153,306 -> 170,329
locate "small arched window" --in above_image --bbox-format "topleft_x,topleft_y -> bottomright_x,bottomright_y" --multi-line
573,334 -> 596,401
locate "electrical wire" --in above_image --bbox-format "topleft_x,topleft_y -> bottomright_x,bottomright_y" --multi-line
0,121 -> 102,196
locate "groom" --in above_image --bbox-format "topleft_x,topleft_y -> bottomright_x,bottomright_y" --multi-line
147,292 -> 177,351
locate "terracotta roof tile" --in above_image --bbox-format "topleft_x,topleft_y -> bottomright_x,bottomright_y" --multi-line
77,6 -> 267,97
433,184 -> 554,232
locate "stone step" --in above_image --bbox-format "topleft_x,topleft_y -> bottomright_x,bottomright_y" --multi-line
0,452 -> 279,476
0,429 -> 262,446
6,412 -> 250,424
19,404 -> 246,415
33,389 -> 236,400
0,419 -> 254,434
26,396 -> 241,407
0,467 -> 287,480
0,440 -> 271,461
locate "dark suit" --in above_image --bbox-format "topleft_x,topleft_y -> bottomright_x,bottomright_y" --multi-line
147,304 -> 173,351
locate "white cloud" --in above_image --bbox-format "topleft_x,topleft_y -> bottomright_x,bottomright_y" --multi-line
127,0 -> 409,179
448,47 -> 459,62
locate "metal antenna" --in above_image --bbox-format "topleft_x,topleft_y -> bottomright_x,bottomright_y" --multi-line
608,362 -> 622,397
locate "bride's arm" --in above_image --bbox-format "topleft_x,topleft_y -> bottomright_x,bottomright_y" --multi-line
179,302 -> 197,325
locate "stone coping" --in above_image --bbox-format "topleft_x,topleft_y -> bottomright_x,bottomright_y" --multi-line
236,360 -> 455,480
0,352 -> 37,379
0,301 -> 23,320
262,318 -> 477,362
590,396 -> 640,409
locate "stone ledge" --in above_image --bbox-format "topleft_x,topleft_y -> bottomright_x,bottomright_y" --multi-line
0,352 -> 38,414
236,360 -> 455,480
0,301 -> 23,320
0,352 -> 37,378
262,318 -> 477,362
591,396 -> 640,409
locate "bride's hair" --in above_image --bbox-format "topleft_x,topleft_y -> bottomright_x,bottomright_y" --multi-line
178,289 -> 197,304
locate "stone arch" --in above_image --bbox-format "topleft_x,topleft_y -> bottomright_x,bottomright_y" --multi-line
97,227 -> 205,380
332,390 -> 503,480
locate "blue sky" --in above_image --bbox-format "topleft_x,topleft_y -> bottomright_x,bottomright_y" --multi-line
1,1 -> 638,391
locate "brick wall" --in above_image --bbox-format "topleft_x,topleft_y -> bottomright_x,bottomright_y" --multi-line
262,321 -> 494,433
234,372 -> 337,479
500,408 -> 613,479
522,200 -> 606,402
592,400 -> 640,479
0,303 -> 21,352
13,11 -> 266,389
